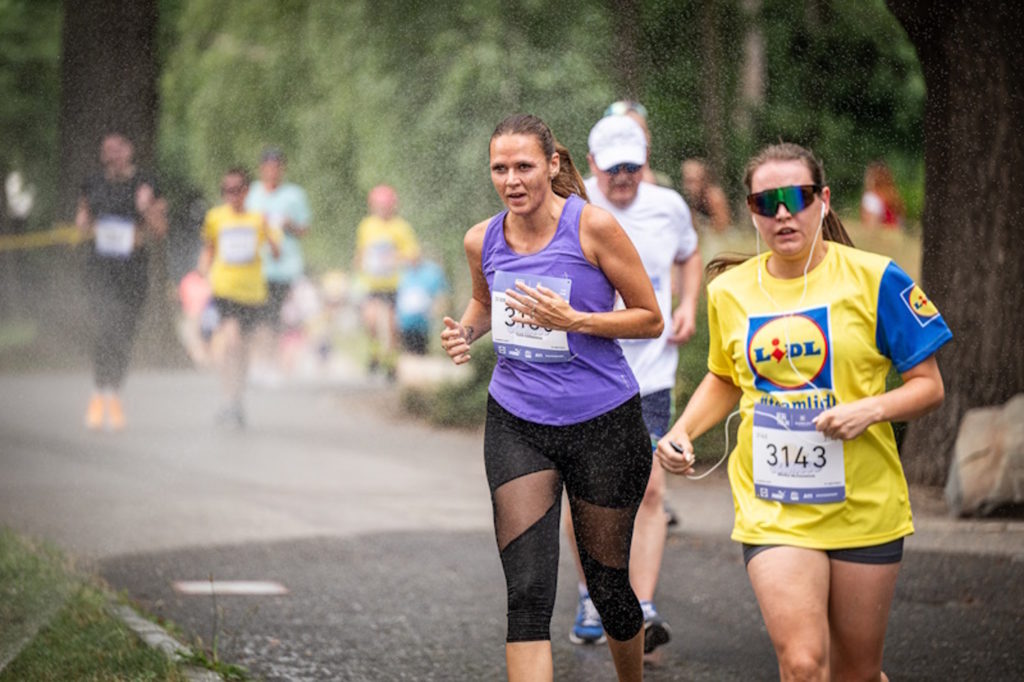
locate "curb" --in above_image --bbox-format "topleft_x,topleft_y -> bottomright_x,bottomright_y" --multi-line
108,602 -> 223,682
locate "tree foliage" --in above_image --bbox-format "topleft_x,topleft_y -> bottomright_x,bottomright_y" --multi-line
638,0 -> 924,212
159,0 -> 615,282
0,0 -> 62,229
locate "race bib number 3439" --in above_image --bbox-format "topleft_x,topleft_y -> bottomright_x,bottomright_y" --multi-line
752,404 -> 845,504
491,270 -> 572,363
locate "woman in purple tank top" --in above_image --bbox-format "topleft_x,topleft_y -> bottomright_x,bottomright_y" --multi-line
441,114 -> 662,681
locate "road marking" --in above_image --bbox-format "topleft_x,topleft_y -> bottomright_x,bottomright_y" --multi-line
172,580 -> 289,596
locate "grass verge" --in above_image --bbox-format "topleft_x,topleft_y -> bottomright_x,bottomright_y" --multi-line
0,528 -> 193,682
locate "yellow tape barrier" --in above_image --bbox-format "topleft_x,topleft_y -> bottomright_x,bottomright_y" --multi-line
0,224 -> 90,253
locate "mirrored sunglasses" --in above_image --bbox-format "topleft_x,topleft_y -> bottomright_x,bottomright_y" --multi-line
606,163 -> 643,176
746,184 -> 821,217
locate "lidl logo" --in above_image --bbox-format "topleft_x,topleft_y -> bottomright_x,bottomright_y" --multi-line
746,306 -> 833,392
900,283 -> 940,327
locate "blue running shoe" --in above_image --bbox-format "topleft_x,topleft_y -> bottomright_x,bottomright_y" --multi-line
641,600 -> 671,654
569,591 -> 606,644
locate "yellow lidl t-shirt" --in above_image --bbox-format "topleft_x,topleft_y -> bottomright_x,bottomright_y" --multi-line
706,242 -> 952,549
355,215 -> 419,293
202,204 -> 271,305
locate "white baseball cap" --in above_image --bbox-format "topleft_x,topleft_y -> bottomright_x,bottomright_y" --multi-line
588,115 -> 647,171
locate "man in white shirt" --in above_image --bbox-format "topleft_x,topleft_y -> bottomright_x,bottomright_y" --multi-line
567,114 -> 702,655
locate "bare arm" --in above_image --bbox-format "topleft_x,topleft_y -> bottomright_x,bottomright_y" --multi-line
505,204 -> 662,339
656,371 -> 742,474
197,241 -> 214,277
441,221 -> 491,365
668,250 -> 703,344
136,184 -> 168,239
707,185 -> 731,232
75,197 -> 92,235
813,355 -> 945,440
264,218 -> 281,259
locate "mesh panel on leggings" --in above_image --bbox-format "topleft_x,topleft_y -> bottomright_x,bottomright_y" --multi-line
493,469 -> 563,641
568,494 -> 643,641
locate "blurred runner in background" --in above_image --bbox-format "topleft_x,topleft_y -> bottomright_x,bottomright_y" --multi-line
245,147 -> 311,383
681,158 -> 732,233
198,167 -> 279,429
396,248 -> 449,355
860,161 -> 905,229
76,132 -> 167,432
354,184 -> 419,380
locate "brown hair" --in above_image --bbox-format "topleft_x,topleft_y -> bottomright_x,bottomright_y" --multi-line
223,166 -> 251,187
706,143 -> 853,279
491,114 -> 589,202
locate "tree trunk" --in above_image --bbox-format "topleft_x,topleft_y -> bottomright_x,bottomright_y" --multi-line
57,0 -> 160,221
57,0 -> 185,368
886,0 -> 1024,485
698,0 -> 727,184
735,0 -> 765,134
605,0 -> 643,99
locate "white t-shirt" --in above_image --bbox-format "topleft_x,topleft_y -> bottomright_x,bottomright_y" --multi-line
861,190 -> 884,218
584,177 -> 698,395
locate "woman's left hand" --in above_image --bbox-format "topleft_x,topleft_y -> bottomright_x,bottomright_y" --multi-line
505,283 -> 579,331
813,398 -> 883,441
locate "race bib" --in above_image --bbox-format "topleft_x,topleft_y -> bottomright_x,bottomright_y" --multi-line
363,241 -> 398,278
219,226 -> 259,264
752,404 -> 845,504
94,215 -> 135,257
397,287 -> 432,316
491,270 -> 572,363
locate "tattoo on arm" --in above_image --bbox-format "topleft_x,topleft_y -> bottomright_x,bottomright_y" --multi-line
464,325 -> 476,344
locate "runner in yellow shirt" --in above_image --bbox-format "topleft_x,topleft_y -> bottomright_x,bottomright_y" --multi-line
353,185 -> 419,379
198,167 -> 279,428
657,143 -> 950,682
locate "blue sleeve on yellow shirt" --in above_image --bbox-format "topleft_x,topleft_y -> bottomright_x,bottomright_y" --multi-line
875,261 -> 953,372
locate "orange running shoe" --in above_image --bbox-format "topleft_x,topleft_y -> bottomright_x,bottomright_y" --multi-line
106,394 -> 126,432
84,394 -> 105,430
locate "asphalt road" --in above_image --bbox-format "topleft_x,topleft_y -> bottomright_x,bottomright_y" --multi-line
1,370 -> 1021,681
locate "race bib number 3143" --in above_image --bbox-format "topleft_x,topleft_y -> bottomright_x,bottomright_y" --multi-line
491,270 -> 572,363
752,404 -> 845,504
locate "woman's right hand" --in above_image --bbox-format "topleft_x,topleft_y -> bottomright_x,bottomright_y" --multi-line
441,317 -> 472,365
656,430 -> 696,475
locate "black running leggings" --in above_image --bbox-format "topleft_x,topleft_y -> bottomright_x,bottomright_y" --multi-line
483,394 -> 651,643
87,252 -> 149,390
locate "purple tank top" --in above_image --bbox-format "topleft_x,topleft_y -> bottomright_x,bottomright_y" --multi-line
482,194 -> 639,426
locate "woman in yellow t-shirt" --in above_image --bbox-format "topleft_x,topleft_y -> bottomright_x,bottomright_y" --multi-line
198,167 -> 279,428
353,184 -> 419,378
656,143 -> 950,681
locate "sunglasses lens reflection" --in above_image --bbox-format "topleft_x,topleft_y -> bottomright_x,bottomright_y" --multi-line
607,163 -> 642,176
747,185 -> 818,216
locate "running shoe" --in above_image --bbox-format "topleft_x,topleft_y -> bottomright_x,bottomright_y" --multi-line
664,502 -> 680,527
641,600 -> 671,654
84,394 -> 105,431
569,591 -> 606,645
106,395 -> 126,432
215,404 -> 246,430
